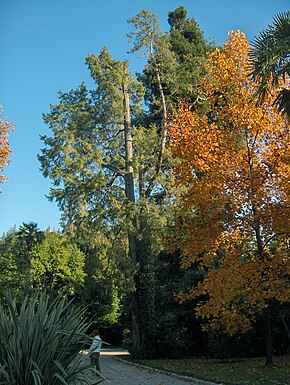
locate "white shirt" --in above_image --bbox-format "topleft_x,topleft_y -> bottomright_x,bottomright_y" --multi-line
90,335 -> 102,353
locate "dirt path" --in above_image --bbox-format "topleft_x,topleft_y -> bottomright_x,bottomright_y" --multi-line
82,348 -> 218,385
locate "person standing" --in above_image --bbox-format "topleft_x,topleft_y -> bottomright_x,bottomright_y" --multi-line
89,329 -> 102,372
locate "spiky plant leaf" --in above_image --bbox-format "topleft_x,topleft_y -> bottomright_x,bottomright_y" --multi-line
0,293 -> 103,385
250,11 -> 290,116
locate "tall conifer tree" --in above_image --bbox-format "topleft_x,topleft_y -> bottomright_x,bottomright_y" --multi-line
39,7 -> 211,358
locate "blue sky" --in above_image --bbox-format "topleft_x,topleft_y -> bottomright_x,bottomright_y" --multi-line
1,0 -> 289,234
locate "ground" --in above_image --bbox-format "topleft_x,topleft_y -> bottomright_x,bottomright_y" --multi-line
82,348 -> 217,385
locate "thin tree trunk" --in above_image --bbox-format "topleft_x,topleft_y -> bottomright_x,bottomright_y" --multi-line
264,306 -> 273,366
123,76 -> 143,359
248,131 -> 273,366
145,50 -> 168,198
123,81 -> 135,205
254,221 -> 273,366
139,168 -> 146,199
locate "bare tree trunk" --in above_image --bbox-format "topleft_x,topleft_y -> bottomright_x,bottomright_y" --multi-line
253,219 -> 273,366
145,50 -> 168,198
123,82 -> 135,204
264,306 -> 273,366
254,223 -> 273,366
248,130 -> 273,366
123,45 -> 169,357
123,77 -> 143,358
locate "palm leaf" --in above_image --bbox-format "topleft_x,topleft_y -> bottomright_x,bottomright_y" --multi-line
250,11 -> 290,116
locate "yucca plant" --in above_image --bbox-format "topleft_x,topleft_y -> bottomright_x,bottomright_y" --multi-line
0,292 -> 104,384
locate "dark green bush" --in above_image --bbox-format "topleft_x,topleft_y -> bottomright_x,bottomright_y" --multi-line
0,293 -> 103,384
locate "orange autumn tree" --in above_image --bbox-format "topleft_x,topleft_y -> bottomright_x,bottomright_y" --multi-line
169,31 -> 290,365
0,104 -> 14,191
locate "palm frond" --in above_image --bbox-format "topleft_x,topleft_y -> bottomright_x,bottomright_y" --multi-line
249,11 -> 290,117
273,88 -> 290,117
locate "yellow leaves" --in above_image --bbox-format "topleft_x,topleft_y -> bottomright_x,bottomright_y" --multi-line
168,31 -> 290,336
190,243 -> 290,334
204,31 -> 251,105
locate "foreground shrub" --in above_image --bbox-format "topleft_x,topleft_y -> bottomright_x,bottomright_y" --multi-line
0,293 -> 101,384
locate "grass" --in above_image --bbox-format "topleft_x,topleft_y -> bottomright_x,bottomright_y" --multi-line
120,355 -> 290,385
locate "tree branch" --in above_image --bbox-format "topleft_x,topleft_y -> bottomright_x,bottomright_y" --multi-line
102,163 -> 126,177
145,54 -> 168,198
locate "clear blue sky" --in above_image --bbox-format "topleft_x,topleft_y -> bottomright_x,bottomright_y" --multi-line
1,0 -> 289,235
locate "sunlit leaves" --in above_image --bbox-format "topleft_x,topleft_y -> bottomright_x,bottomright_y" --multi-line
31,230 -> 86,293
169,31 -> 290,334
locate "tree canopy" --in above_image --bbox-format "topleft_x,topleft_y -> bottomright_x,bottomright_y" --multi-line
38,6 -> 211,358
169,31 -> 290,365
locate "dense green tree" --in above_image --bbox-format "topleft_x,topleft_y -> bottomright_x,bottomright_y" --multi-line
130,7 -> 212,127
38,7 -> 213,359
17,221 -> 44,262
128,10 -> 176,128
127,10 -> 174,356
0,226 -> 87,301
0,228 -> 26,298
72,224 -> 131,327
39,47 -> 147,356
126,8 -> 212,357
168,5 -> 213,104
30,230 -> 86,295
250,11 -> 290,117
153,250 -> 207,358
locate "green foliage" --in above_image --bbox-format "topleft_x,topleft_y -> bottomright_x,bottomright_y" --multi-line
0,293 -> 103,385
136,35 -> 177,123
31,230 -> 86,295
38,46 -> 148,335
77,227 -> 130,327
0,227 -> 86,301
168,6 -> 208,59
39,83 -> 112,225
127,9 -> 162,55
251,11 -> 290,88
17,222 -> 44,250
0,228 -> 30,298
38,6 -> 215,359
152,250 -> 207,358
128,9 -> 177,124
168,6 -> 214,104
129,6 -> 212,131
39,50 -> 144,228
250,11 -> 290,116
167,6 -> 187,30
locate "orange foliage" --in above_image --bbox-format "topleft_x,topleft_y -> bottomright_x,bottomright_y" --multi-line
169,31 -> 290,335
0,104 -> 14,190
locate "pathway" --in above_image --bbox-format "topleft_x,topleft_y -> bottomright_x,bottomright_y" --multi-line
82,348 -> 218,385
